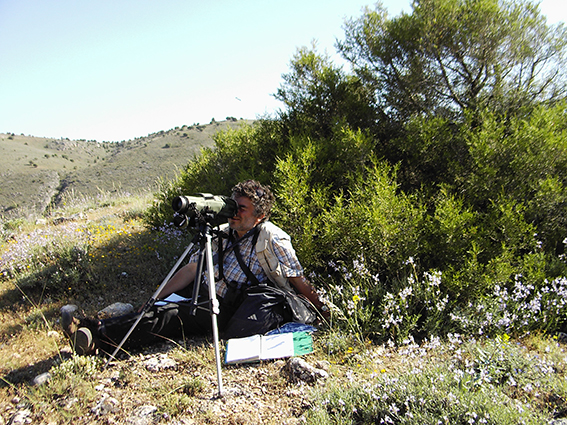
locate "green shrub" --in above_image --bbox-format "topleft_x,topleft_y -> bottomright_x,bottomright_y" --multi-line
143,102 -> 567,342
464,105 -> 567,252
422,187 -> 478,272
314,161 -> 425,278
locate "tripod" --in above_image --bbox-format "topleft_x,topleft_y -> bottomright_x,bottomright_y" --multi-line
104,219 -> 225,398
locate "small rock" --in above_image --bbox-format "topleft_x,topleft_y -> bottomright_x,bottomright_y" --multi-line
60,304 -> 78,315
91,395 -> 119,416
283,357 -> 329,384
315,360 -> 331,371
144,354 -> 177,372
32,372 -> 52,386
61,397 -> 78,410
135,405 -> 158,416
98,302 -> 134,319
9,408 -> 31,425
60,304 -> 80,330
126,405 -> 158,425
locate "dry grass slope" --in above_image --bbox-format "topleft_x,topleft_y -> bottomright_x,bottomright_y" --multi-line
0,119 -> 252,220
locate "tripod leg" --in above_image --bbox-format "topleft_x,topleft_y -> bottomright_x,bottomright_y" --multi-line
204,230 -> 224,397
189,239 -> 206,316
104,239 -> 196,368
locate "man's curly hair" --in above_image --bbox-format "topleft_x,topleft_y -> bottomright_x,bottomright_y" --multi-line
231,180 -> 274,222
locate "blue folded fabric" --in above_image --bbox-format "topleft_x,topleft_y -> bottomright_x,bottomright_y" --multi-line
266,322 -> 317,335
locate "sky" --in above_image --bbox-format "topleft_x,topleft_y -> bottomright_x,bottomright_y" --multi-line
0,0 -> 565,142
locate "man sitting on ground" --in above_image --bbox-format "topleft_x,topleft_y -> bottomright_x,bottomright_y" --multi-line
62,179 -> 328,355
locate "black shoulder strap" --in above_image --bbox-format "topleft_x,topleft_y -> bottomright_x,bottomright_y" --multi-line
233,226 -> 261,286
217,229 -> 229,282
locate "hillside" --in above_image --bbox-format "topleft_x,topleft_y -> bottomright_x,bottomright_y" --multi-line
0,119 -> 252,220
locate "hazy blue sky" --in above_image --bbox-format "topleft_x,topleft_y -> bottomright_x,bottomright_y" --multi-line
0,0 -> 565,142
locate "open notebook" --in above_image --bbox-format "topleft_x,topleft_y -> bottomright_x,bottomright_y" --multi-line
224,331 -> 313,364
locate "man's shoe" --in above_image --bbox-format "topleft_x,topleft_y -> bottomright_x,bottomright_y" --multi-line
70,327 -> 98,356
60,304 -> 81,338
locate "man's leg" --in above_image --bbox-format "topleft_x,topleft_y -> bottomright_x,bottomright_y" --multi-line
63,282 -> 237,355
98,302 -> 185,354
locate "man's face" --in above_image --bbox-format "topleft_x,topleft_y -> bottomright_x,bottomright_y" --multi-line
228,196 -> 264,237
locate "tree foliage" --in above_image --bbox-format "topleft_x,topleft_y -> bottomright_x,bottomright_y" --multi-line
338,0 -> 567,122
275,45 -> 378,139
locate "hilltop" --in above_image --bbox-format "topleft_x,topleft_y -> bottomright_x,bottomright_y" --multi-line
0,119 -> 253,220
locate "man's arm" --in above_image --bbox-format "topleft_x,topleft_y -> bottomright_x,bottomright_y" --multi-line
156,262 -> 198,300
288,276 -> 329,318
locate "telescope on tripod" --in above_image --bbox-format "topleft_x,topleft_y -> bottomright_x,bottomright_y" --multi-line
104,193 -> 238,398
